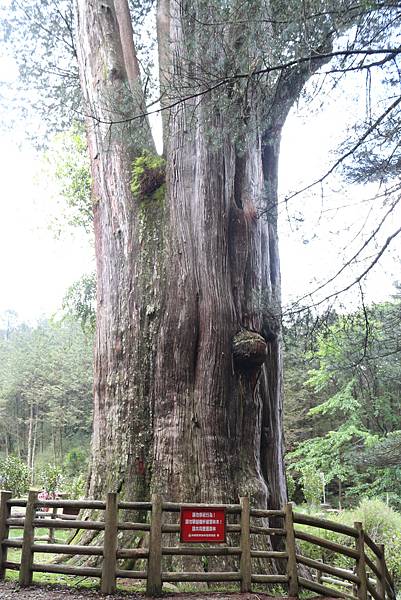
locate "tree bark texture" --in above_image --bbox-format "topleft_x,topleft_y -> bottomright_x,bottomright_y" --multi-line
75,0 -> 319,515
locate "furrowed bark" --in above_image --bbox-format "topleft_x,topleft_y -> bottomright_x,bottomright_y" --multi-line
151,0 -> 287,513
156,0 -> 171,143
76,0 -> 162,504
114,0 -> 155,151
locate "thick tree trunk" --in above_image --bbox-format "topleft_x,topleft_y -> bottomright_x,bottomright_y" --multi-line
76,0 -> 160,504
152,112 -> 285,508
75,0 -> 309,516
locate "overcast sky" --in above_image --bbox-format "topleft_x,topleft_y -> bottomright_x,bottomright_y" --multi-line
0,141 -> 94,322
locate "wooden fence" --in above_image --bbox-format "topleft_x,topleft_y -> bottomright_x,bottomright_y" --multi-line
0,490 -> 397,599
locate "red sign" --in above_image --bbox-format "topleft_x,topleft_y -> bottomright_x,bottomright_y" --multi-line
180,507 -> 226,543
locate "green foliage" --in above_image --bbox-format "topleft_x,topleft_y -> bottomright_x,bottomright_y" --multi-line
351,498 -> 401,540
62,448 -> 88,499
0,455 -> 30,497
63,448 -> 88,478
41,123 -> 93,234
63,473 -> 86,500
286,473 -> 296,501
285,298 -> 401,508
307,380 -> 360,419
339,499 -> 401,584
289,425 -> 374,489
37,463 -> 64,494
0,315 -> 93,467
300,466 -> 322,508
62,273 -> 96,333
52,123 -> 92,232
355,431 -> 401,474
282,309 -> 324,451
131,152 -> 166,200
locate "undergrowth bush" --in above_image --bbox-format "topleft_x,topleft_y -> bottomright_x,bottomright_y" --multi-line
37,463 -> 64,495
0,455 -> 30,497
64,473 -> 86,499
295,498 -> 401,588
345,499 -> 401,585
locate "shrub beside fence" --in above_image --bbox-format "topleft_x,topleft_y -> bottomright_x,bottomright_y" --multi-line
0,489 -> 396,599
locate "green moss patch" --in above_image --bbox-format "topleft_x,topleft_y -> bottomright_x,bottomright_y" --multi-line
131,152 -> 166,201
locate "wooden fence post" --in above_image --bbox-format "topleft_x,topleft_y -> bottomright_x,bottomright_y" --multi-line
316,557 -> 323,586
376,544 -> 386,600
101,492 -> 118,594
19,489 -> 38,587
0,491 -> 12,580
240,497 -> 252,592
147,494 -> 162,596
284,503 -> 299,597
48,506 -> 57,544
354,521 -> 368,600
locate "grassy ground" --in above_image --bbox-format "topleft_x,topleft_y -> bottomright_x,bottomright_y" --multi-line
6,527 -> 104,590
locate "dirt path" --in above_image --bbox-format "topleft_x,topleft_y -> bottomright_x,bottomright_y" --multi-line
0,582 -> 296,600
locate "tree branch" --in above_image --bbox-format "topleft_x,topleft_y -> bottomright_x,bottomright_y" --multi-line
282,94 -> 401,205
81,47 -> 401,126
286,224 -> 401,315
290,196 -> 401,307
114,0 -> 141,88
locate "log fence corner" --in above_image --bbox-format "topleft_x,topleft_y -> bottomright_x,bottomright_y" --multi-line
0,490 -> 396,600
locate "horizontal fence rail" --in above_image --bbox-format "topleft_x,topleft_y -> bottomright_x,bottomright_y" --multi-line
0,490 -> 396,599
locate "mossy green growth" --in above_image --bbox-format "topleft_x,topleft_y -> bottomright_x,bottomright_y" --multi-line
131,152 -> 166,201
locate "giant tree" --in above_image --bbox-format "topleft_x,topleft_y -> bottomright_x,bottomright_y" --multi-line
73,0 -> 400,508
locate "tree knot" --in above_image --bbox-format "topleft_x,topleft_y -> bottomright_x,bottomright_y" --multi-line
232,329 -> 267,371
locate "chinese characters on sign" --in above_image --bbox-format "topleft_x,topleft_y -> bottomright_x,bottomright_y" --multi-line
180,507 -> 226,543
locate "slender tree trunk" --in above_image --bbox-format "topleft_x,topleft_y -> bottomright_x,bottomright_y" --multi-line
31,409 -> 39,479
27,401 -> 34,475
52,428 -> 57,463
16,396 -> 21,458
76,0 -> 160,502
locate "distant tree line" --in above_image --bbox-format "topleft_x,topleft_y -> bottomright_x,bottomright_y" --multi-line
0,315 -> 93,479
